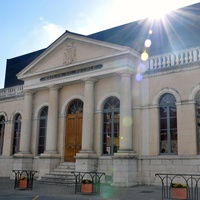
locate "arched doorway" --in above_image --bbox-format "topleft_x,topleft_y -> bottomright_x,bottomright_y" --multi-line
65,99 -> 83,162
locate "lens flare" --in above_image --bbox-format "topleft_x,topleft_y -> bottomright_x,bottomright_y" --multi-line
122,116 -> 132,127
137,63 -> 146,73
136,73 -> 143,81
141,51 -> 149,61
144,39 -> 151,48
149,29 -> 153,34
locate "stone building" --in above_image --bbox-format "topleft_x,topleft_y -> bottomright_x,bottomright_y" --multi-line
0,3 -> 200,186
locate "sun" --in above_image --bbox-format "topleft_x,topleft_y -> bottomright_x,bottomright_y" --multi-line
148,8 -> 171,20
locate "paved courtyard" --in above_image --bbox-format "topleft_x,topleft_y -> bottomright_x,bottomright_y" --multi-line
0,177 -> 163,200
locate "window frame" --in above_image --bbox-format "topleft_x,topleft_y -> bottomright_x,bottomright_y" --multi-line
102,97 -> 120,156
159,93 -> 177,155
12,114 -> 21,155
0,116 -> 5,155
195,91 -> 200,153
38,106 -> 48,155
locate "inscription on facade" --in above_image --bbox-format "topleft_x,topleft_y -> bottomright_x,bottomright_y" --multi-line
40,64 -> 103,81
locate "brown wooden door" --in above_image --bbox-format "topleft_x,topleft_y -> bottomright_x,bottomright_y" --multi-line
65,113 -> 82,162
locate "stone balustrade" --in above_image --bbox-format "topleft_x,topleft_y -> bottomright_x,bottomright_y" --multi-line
0,47 -> 200,100
0,86 -> 24,100
148,47 -> 200,70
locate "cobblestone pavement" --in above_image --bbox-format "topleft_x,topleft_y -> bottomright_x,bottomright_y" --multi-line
0,178 -> 163,199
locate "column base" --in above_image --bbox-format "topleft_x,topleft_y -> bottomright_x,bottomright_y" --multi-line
114,150 -> 137,157
38,154 -> 61,178
112,152 -> 138,187
43,150 -> 58,154
13,153 -> 34,159
75,152 -> 98,172
40,153 -> 60,158
79,150 -> 95,154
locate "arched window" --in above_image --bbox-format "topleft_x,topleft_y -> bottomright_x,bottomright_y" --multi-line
12,114 -> 21,154
102,96 -> 120,155
195,91 -> 200,153
38,106 -> 48,155
0,116 -> 5,155
68,99 -> 83,114
159,93 -> 177,154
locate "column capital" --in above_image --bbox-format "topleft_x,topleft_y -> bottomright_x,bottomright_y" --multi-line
23,89 -> 34,95
48,84 -> 62,91
82,77 -> 98,83
118,70 -> 134,77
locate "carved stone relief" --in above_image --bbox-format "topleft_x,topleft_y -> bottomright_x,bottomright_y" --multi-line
63,39 -> 76,65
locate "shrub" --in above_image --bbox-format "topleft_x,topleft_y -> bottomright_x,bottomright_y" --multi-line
171,183 -> 187,188
81,179 -> 92,184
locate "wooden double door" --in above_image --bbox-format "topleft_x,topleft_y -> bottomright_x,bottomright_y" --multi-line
65,113 -> 82,162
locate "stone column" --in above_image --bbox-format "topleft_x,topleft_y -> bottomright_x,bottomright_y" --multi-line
19,90 -> 33,154
81,78 -> 96,153
75,78 -> 98,172
118,71 -> 133,152
45,85 -> 60,154
112,70 -> 136,187
13,90 -> 33,174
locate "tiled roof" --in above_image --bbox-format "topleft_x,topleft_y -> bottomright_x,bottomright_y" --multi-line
4,49 -> 46,88
88,2 -> 200,56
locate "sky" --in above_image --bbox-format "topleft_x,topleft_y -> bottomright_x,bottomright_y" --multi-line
0,0 -> 199,89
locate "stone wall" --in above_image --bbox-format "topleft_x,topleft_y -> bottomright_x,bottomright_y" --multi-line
0,157 -> 13,177
98,157 -> 113,183
138,156 -> 200,186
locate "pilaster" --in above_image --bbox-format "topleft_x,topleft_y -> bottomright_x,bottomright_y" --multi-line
19,90 -> 33,154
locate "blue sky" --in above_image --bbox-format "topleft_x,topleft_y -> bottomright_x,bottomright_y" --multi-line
0,0 -> 199,88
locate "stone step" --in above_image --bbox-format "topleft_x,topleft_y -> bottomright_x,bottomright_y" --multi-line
38,178 -> 75,186
37,162 -> 76,185
56,165 -> 74,169
53,168 -> 74,172
40,176 -> 75,181
49,171 -> 73,176
44,174 -> 75,179
59,162 -> 75,166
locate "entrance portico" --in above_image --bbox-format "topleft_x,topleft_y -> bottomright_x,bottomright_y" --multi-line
10,30 -> 139,184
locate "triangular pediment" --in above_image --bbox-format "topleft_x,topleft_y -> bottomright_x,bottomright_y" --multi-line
18,32 -> 131,78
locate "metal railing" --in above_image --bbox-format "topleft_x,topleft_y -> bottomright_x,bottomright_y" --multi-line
71,171 -> 105,195
12,170 -> 37,190
155,173 -> 200,200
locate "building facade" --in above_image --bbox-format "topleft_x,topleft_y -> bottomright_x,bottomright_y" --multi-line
0,3 -> 200,187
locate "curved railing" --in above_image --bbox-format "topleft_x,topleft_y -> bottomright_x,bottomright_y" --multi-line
71,171 -> 105,195
155,173 -> 200,200
12,170 -> 37,190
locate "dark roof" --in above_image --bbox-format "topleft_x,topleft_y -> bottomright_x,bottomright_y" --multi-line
4,49 -> 46,88
88,2 -> 200,56
4,2 -> 200,88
